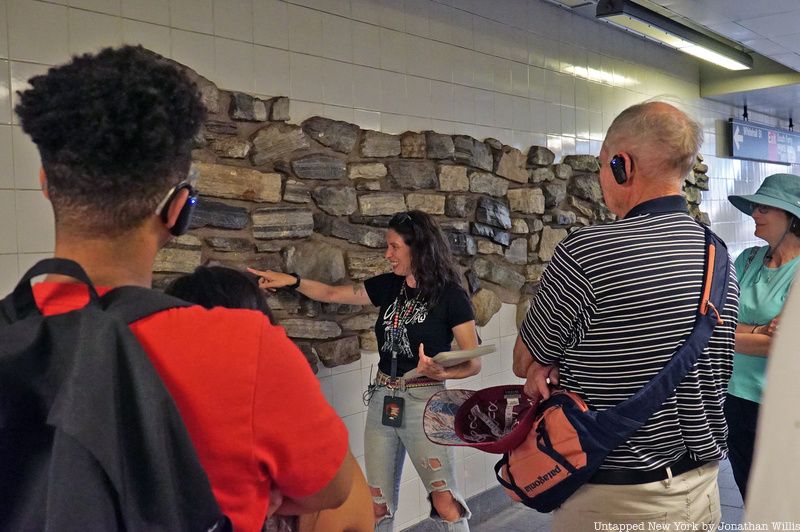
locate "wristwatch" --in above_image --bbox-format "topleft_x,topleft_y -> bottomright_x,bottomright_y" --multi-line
288,273 -> 301,290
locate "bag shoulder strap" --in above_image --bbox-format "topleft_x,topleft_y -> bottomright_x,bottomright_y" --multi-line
742,245 -> 760,276
1,258 -> 101,324
600,223 -> 731,428
0,258 -> 194,325
100,286 -> 191,324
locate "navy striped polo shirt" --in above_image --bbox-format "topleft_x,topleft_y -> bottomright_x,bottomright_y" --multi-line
519,195 -> 739,470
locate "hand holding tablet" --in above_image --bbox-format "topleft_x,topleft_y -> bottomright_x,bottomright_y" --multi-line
403,345 -> 496,379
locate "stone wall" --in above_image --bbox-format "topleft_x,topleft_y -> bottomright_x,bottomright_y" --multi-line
154,63 -> 711,371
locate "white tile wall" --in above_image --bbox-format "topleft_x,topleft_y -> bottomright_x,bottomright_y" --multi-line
0,60 -> 11,125
288,4 -> 322,56
2,1 -> 797,526
0,252 -> 18,294
0,188 -> 16,253
11,125 -> 40,190
170,0 -> 213,34
321,12 -> 352,63
8,1 -> 69,65
15,190 -> 54,253
17,251 -> 53,280
0,124 -> 12,189
67,8 -> 122,55
214,37 -> 254,92
254,48 -> 290,94
122,19 -> 171,58
170,29 -> 215,80
253,0 -> 288,49
213,0 -> 253,42
351,20 -> 380,68
322,58 -> 354,108
351,64 -> 382,112
121,0 -> 168,26
0,1 -> 9,61
69,0 -> 120,16
289,51 -> 323,103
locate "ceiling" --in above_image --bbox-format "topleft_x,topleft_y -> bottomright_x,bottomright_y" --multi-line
650,0 -> 800,72
551,0 -> 800,121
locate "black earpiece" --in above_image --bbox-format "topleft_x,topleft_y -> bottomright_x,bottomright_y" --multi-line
160,181 -> 198,236
610,154 -> 628,184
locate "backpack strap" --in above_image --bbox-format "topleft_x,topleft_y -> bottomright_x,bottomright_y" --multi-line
100,286 -> 192,324
2,258 -> 101,322
598,224 -> 731,431
0,258 -> 192,325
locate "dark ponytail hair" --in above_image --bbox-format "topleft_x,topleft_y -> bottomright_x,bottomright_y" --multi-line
388,210 -> 464,305
165,265 -> 275,324
789,214 -> 800,237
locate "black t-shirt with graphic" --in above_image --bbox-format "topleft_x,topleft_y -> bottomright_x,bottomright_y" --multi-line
364,273 -> 475,376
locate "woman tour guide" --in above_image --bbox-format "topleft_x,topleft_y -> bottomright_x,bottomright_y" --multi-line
249,210 -> 480,531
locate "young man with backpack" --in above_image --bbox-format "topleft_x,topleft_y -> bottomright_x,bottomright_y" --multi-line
3,45 -> 358,531
513,102 -> 739,531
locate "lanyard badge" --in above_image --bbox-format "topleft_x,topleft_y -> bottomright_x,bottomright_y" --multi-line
381,283 -> 417,427
382,395 -> 404,427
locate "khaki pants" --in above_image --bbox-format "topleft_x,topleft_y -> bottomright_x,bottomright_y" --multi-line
552,461 -> 721,532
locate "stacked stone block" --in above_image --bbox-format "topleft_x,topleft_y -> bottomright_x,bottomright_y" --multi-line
154,64 -> 710,370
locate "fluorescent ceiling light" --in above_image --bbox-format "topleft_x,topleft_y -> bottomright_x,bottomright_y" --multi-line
563,65 -> 638,87
596,0 -> 753,71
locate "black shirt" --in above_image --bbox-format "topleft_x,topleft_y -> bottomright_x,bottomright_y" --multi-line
364,273 -> 475,376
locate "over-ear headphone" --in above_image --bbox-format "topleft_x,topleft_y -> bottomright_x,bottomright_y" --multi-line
159,181 -> 198,236
610,154 -> 628,184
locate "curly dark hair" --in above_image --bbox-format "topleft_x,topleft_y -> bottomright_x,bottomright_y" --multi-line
388,210 -> 464,305
15,45 -> 206,235
165,266 -> 275,324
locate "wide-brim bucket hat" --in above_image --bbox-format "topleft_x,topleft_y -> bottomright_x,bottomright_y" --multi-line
729,173 -> 800,219
423,385 -> 538,454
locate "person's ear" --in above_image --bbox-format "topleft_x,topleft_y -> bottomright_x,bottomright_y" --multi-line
612,152 -> 635,185
39,168 -> 50,200
622,152 -> 634,180
163,187 -> 190,231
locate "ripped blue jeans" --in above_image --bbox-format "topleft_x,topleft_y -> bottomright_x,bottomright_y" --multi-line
365,383 -> 471,532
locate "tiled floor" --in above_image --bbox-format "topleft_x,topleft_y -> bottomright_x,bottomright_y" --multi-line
472,459 -> 743,531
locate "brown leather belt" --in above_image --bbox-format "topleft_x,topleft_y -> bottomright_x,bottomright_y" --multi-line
375,370 -> 441,391
588,454 -> 711,485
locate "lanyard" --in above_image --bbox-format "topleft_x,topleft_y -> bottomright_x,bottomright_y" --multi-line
389,282 -> 418,380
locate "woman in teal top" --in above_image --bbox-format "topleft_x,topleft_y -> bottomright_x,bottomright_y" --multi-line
726,173 -> 800,499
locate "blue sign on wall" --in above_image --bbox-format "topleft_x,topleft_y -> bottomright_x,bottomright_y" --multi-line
729,118 -> 799,165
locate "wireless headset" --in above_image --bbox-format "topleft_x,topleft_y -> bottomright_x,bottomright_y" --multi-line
157,180 -> 198,236
153,166 -> 200,237
610,154 -> 628,184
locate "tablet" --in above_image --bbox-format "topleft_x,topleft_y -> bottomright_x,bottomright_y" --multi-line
403,345 -> 496,379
